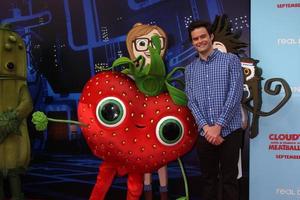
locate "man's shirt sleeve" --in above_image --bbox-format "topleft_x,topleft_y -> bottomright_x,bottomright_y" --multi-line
185,65 -> 207,129
216,55 -> 243,127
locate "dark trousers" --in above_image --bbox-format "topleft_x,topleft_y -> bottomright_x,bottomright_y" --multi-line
196,129 -> 242,200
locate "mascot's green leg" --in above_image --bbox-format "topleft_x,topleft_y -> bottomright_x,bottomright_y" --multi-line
8,172 -> 24,200
0,173 -> 4,200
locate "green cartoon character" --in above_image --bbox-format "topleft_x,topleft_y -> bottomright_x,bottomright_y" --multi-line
0,25 -> 33,200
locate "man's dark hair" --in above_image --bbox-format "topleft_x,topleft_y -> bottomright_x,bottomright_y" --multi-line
187,20 -> 212,41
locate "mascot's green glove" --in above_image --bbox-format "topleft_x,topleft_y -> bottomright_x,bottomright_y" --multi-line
31,111 -> 48,131
0,109 -> 21,144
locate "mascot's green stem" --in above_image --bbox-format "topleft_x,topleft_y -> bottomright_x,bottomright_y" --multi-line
47,117 -> 88,127
177,158 -> 189,200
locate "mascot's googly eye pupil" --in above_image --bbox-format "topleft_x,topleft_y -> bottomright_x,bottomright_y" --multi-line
156,117 -> 184,146
162,122 -> 180,140
139,41 -> 146,46
96,97 -> 126,127
6,62 -> 15,70
101,103 -> 120,121
244,68 -> 250,75
137,40 -> 147,48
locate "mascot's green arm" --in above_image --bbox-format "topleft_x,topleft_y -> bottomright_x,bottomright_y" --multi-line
31,111 -> 87,131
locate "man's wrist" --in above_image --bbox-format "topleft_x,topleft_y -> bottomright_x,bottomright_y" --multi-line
202,125 -> 209,132
215,123 -> 222,129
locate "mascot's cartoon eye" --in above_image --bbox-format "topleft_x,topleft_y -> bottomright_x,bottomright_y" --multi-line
243,68 -> 251,76
134,38 -> 149,51
156,116 -> 184,146
137,40 -> 147,47
96,97 -> 126,127
5,62 -> 15,71
241,63 -> 255,81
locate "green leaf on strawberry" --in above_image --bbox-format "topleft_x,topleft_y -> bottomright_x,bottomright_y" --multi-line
147,35 -> 166,77
112,34 -> 188,105
112,34 -> 166,96
165,67 -> 188,106
135,75 -> 166,96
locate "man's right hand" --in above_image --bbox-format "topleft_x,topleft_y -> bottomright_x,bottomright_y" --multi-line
203,125 -> 224,145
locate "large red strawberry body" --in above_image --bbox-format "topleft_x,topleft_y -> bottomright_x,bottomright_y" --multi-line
77,71 -> 198,199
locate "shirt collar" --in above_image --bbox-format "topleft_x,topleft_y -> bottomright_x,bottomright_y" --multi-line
198,49 -> 220,62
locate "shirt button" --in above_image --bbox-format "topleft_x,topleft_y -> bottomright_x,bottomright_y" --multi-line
206,74 -> 209,78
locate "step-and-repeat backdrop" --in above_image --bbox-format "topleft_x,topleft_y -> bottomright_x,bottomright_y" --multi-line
251,1 -> 300,200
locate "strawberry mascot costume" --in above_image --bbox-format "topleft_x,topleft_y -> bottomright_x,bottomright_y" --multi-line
32,23 -> 198,200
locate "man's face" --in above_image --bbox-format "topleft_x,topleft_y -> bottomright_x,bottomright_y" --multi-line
191,27 -> 214,55
132,29 -> 166,65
